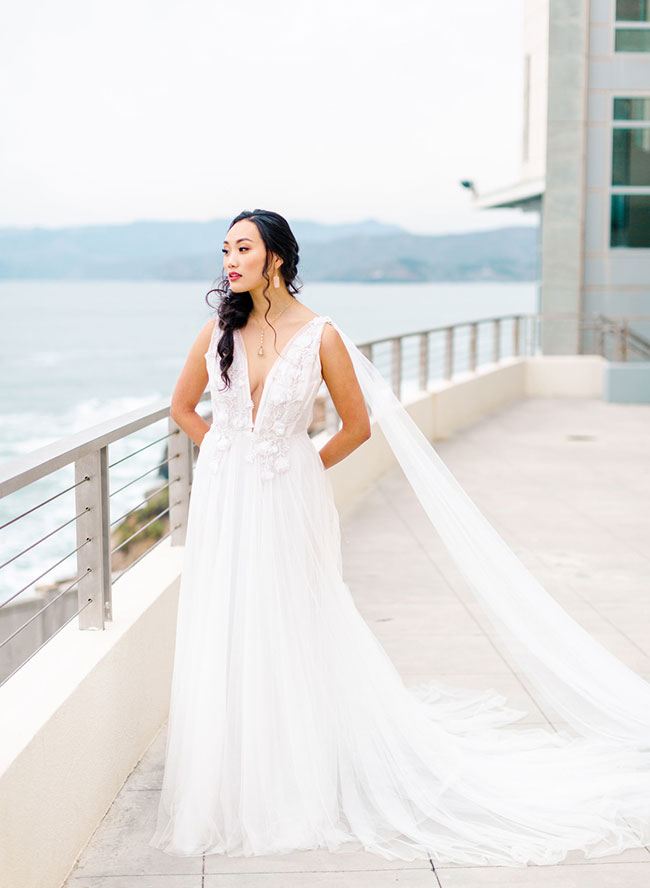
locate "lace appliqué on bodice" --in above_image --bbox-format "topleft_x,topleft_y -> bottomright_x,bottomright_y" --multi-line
203,316 -> 332,480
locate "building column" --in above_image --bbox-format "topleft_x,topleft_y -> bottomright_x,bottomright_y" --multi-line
540,0 -> 589,353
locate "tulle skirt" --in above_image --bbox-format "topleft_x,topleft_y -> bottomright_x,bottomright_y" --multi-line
148,428 -> 650,866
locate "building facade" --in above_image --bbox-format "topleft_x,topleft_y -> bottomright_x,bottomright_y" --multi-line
474,0 -> 650,353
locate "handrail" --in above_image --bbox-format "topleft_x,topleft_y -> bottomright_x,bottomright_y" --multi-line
1,311 -> 649,686
0,393 -> 210,499
598,313 -> 650,360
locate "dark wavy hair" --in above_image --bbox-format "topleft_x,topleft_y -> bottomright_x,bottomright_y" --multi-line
205,209 -> 303,389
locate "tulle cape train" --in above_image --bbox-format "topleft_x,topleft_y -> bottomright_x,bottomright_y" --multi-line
148,313 -> 650,866
332,319 -> 650,750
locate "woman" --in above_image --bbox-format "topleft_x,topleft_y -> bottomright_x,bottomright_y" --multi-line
149,209 -> 650,866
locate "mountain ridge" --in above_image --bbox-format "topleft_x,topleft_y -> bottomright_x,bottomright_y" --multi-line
0,218 -> 538,282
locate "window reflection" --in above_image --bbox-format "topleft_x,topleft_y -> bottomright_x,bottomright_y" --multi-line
612,129 -> 650,186
616,0 -> 650,22
614,98 -> 650,121
615,29 -> 650,50
611,195 -> 650,247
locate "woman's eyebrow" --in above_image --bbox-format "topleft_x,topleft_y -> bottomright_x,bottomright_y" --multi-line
223,237 -> 254,245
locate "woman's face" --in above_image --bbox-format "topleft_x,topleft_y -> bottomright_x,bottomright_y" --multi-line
222,219 -> 277,291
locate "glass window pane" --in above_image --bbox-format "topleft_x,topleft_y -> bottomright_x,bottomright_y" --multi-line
611,195 -> 650,247
615,28 -> 650,51
613,98 -> 650,121
616,0 -> 650,21
612,128 -> 650,185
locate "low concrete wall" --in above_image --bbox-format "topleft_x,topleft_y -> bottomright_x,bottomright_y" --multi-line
0,543 -> 184,888
0,353 -> 608,888
525,355 -> 605,398
325,355 -> 605,517
430,358 -> 527,441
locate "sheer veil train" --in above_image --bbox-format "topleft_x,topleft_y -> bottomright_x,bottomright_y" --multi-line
332,318 -> 650,751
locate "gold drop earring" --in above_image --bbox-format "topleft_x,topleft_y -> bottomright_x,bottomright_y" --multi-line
273,270 -> 280,288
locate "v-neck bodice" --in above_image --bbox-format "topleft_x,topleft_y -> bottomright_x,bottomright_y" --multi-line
202,314 -> 333,480
235,316 -> 323,431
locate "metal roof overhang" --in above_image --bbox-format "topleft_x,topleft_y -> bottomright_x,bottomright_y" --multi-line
472,177 -> 545,210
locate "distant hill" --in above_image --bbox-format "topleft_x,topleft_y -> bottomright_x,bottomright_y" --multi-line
0,218 -> 537,282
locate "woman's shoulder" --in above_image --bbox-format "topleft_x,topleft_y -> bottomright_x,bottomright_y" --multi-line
196,317 -> 219,355
318,315 -> 344,353
203,316 -> 219,338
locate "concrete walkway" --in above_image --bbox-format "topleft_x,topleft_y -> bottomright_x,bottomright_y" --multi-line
62,396 -> 650,887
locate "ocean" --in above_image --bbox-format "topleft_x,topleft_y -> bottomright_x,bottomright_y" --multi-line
1,279 -> 538,602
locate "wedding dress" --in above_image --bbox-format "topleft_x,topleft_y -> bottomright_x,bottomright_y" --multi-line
148,313 -> 650,866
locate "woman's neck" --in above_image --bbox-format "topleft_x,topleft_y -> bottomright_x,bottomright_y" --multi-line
249,290 -> 296,321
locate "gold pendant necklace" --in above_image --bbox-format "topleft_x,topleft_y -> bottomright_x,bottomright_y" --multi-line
250,302 -> 293,356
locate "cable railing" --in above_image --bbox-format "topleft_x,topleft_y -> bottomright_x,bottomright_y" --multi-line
1,311 -> 648,685
323,312 -> 650,412
0,399 -> 201,685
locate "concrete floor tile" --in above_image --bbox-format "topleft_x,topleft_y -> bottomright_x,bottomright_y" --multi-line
68,789 -> 203,878
379,633 -> 514,675
65,878 -> 201,888
435,861 -> 650,887
122,725 -> 166,792
204,846 -> 431,873
584,632 -> 650,672
356,598 -> 483,636
593,603 -> 650,633
204,871 -> 437,885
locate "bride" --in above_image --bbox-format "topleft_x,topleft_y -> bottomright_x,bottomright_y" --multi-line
148,208 -> 650,866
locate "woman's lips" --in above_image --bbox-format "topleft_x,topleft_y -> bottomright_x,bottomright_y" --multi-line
229,273 -> 241,280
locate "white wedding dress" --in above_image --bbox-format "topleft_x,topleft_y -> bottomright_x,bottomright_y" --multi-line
148,313 -> 650,866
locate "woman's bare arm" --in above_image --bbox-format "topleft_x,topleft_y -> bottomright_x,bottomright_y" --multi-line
169,319 -> 216,448
318,323 -> 371,470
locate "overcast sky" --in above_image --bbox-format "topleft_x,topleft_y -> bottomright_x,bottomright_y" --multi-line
0,0 -> 532,235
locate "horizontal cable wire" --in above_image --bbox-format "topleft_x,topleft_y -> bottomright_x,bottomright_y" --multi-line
108,429 -> 179,469
0,506 -> 90,571
0,568 -> 91,650
0,537 -> 92,608
110,503 -> 178,556
109,454 -> 178,498
0,594 -> 95,689
0,475 -> 89,532
111,523 -> 180,584
109,478 -> 176,528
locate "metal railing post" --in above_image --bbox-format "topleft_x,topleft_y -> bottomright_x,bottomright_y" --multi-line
622,320 -> 629,362
168,419 -> 194,546
493,319 -> 500,363
598,314 -> 606,357
513,315 -> 520,357
74,446 -> 111,628
533,315 -> 541,355
445,327 -> 453,380
418,332 -> 428,391
391,338 -> 402,399
469,322 -> 478,372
